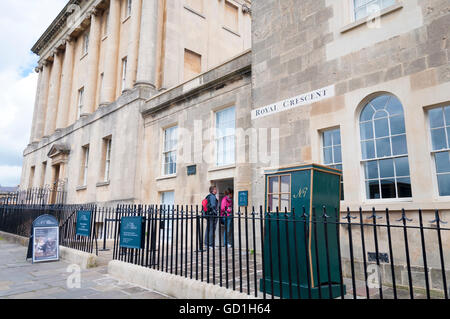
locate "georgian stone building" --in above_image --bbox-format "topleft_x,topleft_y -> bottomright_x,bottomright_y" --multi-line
21,0 -> 450,220
21,0 -> 251,205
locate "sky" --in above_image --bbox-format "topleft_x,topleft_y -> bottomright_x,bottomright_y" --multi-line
0,0 -> 67,187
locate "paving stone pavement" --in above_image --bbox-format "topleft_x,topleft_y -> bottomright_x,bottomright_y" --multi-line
0,240 -> 173,299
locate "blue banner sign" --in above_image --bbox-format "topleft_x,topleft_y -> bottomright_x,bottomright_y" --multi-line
76,210 -> 92,237
239,191 -> 248,207
120,216 -> 144,249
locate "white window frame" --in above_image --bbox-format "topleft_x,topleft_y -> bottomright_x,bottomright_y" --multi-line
215,106 -> 236,167
162,126 -> 178,176
358,95 -> 412,201
321,127 -> 344,200
104,138 -> 112,182
83,31 -> 89,55
426,106 -> 450,198
82,145 -> 90,187
352,0 -> 396,21
77,87 -> 84,119
121,57 -> 127,92
126,0 -> 132,17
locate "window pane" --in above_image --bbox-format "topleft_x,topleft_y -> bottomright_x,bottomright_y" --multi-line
323,147 -> 333,164
371,95 -> 390,110
429,108 -> 444,129
366,180 -> 380,199
396,178 -> 412,198
361,140 -> 375,160
431,128 -> 447,150
374,118 -> 389,138
374,110 -> 388,119
334,146 -> 342,163
360,122 -> 374,140
386,96 -> 403,116
379,158 -> 394,178
376,137 -> 391,157
390,115 -> 406,135
435,151 -> 450,173
391,135 -> 408,156
280,194 -> 290,212
281,175 -> 290,193
380,179 -> 396,199
323,131 -> 333,147
365,161 -> 379,179
444,106 -> 450,126
437,174 -> 450,196
360,105 -> 375,122
333,130 -> 341,145
394,157 -> 410,177
268,195 -> 279,210
269,177 -> 278,194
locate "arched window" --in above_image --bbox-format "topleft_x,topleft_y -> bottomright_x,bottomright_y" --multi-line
359,94 -> 412,199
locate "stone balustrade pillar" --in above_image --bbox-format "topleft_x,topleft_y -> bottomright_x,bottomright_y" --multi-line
100,0 -> 121,106
55,37 -> 75,130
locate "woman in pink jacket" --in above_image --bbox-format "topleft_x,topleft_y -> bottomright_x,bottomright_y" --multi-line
220,188 -> 234,247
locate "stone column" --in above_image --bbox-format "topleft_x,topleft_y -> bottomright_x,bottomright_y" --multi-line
100,0 -> 121,106
29,66 -> 43,143
55,37 -> 75,130
44,50 -> 63,137
83,9 -> 102,115
135,0 -> 158,88
124,0 -> 142,91
34,61 -> 51,139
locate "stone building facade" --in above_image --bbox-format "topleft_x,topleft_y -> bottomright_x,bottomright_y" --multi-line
21,0 -> 252,205
21,0 -> 450,215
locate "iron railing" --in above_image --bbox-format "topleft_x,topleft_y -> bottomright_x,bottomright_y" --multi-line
0,204 -> 98,255
0,184 -> 67,206
110,205 -> 449,299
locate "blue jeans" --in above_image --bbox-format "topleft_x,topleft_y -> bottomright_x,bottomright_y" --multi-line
223,216 -> 233,246
205,215 -> 218,247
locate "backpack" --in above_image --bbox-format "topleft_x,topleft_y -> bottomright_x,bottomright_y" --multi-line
201,196 -> 209,214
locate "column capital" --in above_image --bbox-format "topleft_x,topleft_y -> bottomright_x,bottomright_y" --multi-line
63,35 -> 75,44
35,66 -> 43,73
87,7 -> 100,18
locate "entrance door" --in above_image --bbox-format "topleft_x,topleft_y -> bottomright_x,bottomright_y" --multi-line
50,165 -> 60,205
161,191 -> 175,242
214,179 -> 234,209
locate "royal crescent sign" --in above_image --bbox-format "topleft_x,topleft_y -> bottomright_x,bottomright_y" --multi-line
251,85 -> 335,120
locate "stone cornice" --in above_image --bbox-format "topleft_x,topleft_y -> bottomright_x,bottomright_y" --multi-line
31,0 -> 82,55
31,0 -> 107,58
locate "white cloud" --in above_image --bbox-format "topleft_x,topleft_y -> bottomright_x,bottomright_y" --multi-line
0,0 -> 67,186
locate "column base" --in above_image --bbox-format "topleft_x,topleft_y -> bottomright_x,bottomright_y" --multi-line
134,81 -> 156,89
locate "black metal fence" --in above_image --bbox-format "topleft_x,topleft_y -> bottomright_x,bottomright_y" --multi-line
110,205 -> 450,300
0,186 -> 67,206
0,204 -> 98,255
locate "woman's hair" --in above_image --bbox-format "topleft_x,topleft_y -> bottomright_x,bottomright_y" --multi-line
224,188 -> 233,196
209,185 -> 217,193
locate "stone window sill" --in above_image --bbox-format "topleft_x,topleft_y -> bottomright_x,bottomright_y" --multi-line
208,164 -> 236,172
76,185 -> 87,192
96,181 -> 110,188
340,3 -> 403,34
222,26 -> 240,37
184,5 -> 205,19
156,174 -> 177,181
